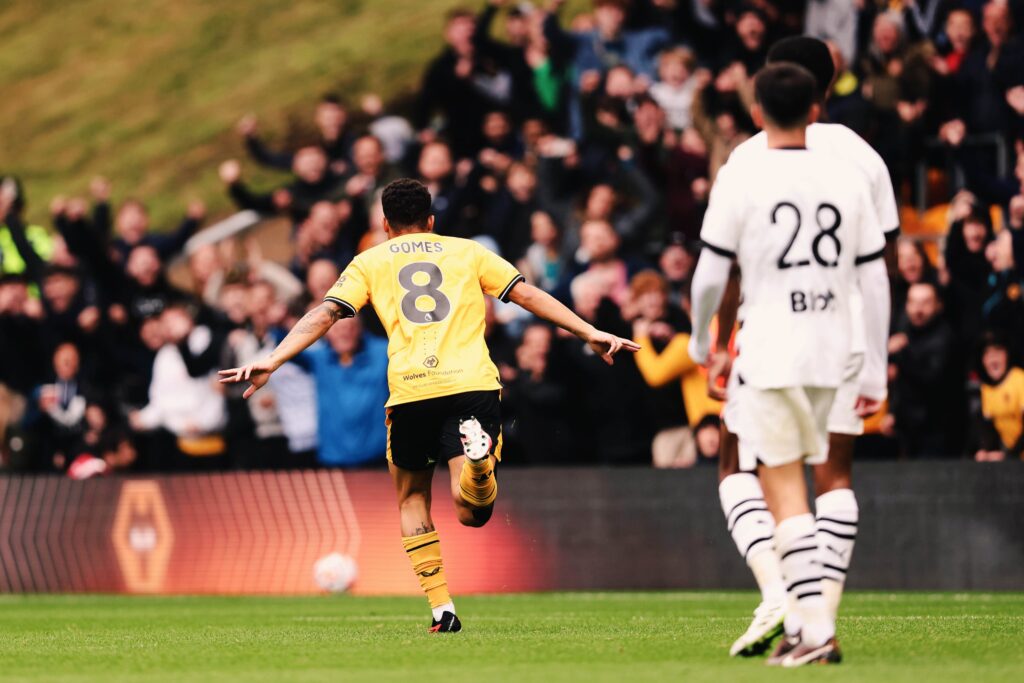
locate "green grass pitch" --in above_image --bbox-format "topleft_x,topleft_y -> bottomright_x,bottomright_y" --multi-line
1,592 -> 1021,682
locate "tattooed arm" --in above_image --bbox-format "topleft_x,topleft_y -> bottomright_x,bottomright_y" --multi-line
219,301 -> 344,398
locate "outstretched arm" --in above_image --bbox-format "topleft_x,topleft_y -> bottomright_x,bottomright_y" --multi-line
219,301 -> 344,397
507,281 -> 640,365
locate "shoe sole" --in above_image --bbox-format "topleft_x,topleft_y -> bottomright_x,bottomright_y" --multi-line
459,419 -> 491,462
781,645 -> 842,667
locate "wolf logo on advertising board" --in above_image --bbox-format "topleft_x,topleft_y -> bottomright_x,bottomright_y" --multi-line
112,481 -> 173,593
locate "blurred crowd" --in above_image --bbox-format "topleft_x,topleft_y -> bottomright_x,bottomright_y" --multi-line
2,0 -> 1024,477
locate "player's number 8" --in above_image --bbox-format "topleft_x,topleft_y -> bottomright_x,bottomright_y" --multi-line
398,262 -> 451,324
772,201 -> 842,269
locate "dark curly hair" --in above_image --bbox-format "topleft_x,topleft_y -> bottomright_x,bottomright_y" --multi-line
381,178 -> 432,231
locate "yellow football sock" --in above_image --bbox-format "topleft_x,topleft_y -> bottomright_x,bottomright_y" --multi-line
402,530 -> 451,608
459,457 -> 497,507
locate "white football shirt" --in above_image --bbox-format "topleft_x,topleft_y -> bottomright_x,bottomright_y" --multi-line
700,147 -> 886,389
729,123 -> 900,237
725,122 -> 898,358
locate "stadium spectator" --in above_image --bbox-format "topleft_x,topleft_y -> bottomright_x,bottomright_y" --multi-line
267,300 -> 320,467
306,258 -> 341,302
650,47 -> 701,132
972,332 -> 1024,460
544,160 -> 660,260
343,135 -> 400,218
543,0 -> 669,86
106,193 -> 206,267
888,281 -> 961,458
691,71 -> 754,182
416,7 -> 524,157
129,304 -> 228,470
220,147 -> 345,225
292,201 -> 355,276
562,271 -> 650,464
0,176 -> 53,282
37,265 -> 106,376
221,281 -> 290,469
289,315 -> 389,467
628,270 -> 706,469
502,322 -> 571,464
893,237 -> 938,321
929,9 -> 976,111
190,239 -> 304,311
657,233 -> 695,308
544,0 -> 669,138
363,93 -> 416,164
935,0 -> 1024,195
67,402 -> 137,478
473,1 -> 545,124
559,218 -> 643,306
238,94 -> 354,174
719,7 -> 770,74
981,219 -> 1024,356
628,265 -> 719,436
805,0 -> 858,65
486,162 -> 543,260
521,4 -> 573,131
823,38 -> 871,135
29,343 -> 94,471
638,127 -> 710,244
0,273 -> 44,467
693,414 -> 721,465
415,141 -> 472,237
860,11 -> 933,191
518,210 -> 563,292
943,203 -> 996,351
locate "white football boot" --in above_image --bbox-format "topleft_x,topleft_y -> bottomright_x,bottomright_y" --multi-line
730,598 -> 787,657
459,417 -> 492,462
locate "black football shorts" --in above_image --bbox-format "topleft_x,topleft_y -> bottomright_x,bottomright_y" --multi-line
385,390 -> 502,470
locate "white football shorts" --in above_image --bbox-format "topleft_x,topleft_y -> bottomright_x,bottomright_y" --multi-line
737,385 -> 837,471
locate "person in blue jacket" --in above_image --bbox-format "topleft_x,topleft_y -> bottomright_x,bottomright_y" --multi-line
292,314 -> 389,467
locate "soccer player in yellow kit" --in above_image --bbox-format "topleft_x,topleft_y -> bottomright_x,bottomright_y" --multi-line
220,179 -> 638,632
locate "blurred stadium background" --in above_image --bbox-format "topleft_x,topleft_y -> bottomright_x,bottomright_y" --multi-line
1,0 -> 1023,648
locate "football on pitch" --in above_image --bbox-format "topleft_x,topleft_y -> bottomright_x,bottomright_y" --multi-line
313,553 -> 358,593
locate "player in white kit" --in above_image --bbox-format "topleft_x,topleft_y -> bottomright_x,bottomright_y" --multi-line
708,37 -> 898,660
688,63 -> 890,666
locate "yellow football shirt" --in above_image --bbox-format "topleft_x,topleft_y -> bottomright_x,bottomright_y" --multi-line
324,232 -> 524,407
981,367 -> 1024,450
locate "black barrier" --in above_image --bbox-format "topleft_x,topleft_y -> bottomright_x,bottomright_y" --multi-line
1,462 -> 1022,593
495,461 -> 1024,591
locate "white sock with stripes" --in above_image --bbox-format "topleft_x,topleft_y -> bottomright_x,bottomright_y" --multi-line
815,488 -> 858,620
776,513 -> 834,647
719,473 -> 786,604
